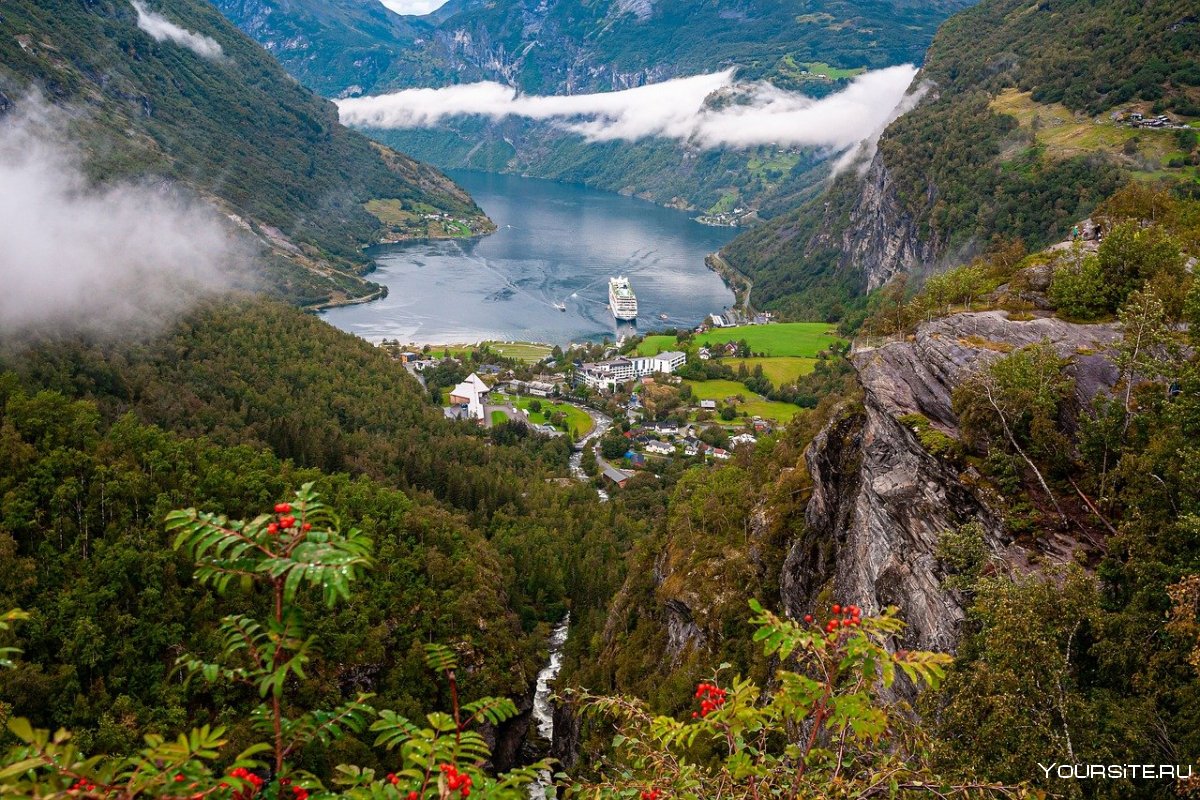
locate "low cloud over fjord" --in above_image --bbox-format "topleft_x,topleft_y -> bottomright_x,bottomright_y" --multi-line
336,66 -> 919,152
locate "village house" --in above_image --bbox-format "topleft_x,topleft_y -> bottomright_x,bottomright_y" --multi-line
710,447 -> 731,461
730,433 -> 758,448
645,440 -> 675,456
654,421 -> 680,437
602,464 -> 634,488
699,399 -> 718,410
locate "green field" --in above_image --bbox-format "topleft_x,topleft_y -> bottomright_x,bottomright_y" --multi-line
638,323 -> 842,358
991,89 -> 1198,182
498,394 -> 594,439
684,380 -> 802,422
727,357 -> 817,385
428,341 -> 552,364
486,341 -> 554,363
490,410 -> 509,425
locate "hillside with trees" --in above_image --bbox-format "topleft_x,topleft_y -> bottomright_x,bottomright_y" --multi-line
723,0 -> 1200,320
0,0 -> 489,307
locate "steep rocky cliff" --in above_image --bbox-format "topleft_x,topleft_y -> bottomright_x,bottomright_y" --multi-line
811,153 -> 944,292
782,310 -> 1122,651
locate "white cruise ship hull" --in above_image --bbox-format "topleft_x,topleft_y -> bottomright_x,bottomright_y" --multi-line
609,276 -> 638,321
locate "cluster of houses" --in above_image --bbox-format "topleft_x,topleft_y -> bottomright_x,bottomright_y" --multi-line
575,350 -> 687,391
618,421 -> 762,465
1121,112 -> 1182,129
697,341 -> 747,360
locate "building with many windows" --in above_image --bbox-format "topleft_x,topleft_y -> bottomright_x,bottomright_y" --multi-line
575,350 -> 688,391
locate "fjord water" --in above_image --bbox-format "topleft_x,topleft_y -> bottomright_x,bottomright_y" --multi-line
320,171 -> 737,344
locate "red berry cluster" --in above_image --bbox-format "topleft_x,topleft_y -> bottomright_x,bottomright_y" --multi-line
70,778 -> 97,793
439,764 -> 473,797
226,767 -> 265,800
803,604 -> 862,636
385,773 -> 420,800
266,502 -> 311,535
639,789 -> 662,800
691,682 -> 727,718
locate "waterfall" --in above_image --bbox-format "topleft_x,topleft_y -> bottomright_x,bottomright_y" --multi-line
530,613 -> 570,799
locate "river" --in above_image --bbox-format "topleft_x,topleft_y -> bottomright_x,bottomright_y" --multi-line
530,614 -> 570,800
320,171 -> 737,345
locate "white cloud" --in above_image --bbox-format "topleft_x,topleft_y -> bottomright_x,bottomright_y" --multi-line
336,66 -> 920,152
830,80 -> 932,177
378,0 -> 449,16
0,101 -> 247,336
131,1 -> 224,60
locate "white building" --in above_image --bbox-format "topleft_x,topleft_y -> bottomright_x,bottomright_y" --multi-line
645,440 -> 675,455
576,350 -> 688,391
730,433 -> 758,448
447,373 -> 490,422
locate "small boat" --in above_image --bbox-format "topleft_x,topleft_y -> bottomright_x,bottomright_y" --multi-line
658,313 -> 669,321
554,302 -> 566,312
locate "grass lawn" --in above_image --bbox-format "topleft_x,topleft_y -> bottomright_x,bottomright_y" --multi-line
499,394 -> 594,439
485,341 -> 553,363
683,380 -> 802,422
727,357 -> 817,385
638,323 -> 842,358
636,335 -> 690,356
490,410 -> 509,425
425,341 -> 552,364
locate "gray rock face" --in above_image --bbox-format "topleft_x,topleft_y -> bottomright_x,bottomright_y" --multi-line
663,598 -> 706,661
813,153 -> 942,292
782,311 -> 1121,652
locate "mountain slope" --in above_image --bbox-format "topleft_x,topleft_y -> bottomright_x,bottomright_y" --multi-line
215,0 -> 975,96
723,0 -> 1200,319
0,0 -> 490,306
212,0 -> 976,215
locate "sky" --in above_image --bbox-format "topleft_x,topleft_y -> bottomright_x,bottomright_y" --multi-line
378,0 -> 449,16
336,66 -> 920,153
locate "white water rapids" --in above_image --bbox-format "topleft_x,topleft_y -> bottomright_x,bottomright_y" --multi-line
530,614 -> 570,799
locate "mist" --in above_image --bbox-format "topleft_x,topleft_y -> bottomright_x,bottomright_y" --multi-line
131,1 -> 224,60
0,103 -> 247,337
336,66 -> 919,151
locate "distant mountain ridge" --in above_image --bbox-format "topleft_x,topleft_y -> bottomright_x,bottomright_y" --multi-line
214,0 -> 975,96
0,0 -> 490,307
211,0 -> 977,217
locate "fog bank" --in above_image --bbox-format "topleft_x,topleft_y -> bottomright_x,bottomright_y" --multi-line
131,1 -> 224,59
336,66 -> 919,151
0,104 -> 246,336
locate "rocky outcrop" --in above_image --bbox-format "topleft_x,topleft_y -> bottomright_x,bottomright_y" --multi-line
663,598 -> 706,661
782,311 -> 1122,651
813,152 -> 943,292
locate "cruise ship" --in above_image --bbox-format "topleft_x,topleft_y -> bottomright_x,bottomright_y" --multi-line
608,276 -> 638,321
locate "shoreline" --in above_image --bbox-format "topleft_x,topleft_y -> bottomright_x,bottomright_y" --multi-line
705,250 -> 755,314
